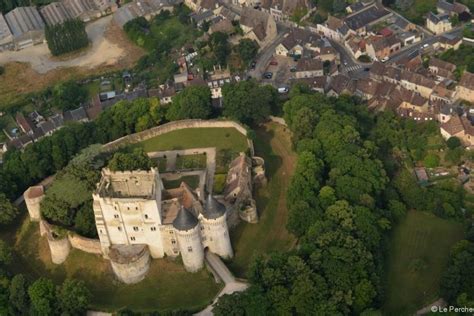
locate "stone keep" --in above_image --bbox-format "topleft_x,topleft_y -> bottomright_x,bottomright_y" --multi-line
92,168 -> 166,259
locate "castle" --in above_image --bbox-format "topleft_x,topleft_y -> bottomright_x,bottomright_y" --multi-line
92,167 -> 234,282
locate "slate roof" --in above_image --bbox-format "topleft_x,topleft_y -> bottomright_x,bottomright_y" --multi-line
5,6 -> 45,37
459,71 -> 474,90
173,206 -> 198,231
345,4 -> 390,31
202,194 -> 226,220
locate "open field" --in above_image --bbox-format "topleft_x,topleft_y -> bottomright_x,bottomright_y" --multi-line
6,218 -> 221,313
384,211 -> 465,315
0,16 -> 144,108
140,127 -> 249,153
228,122 -> 297,277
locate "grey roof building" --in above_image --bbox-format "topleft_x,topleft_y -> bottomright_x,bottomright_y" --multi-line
202,195 -> 226,220
40,2 -> 74,26
0,14 -> 14,50
62,0 -> 101,22
5,6 -> 45,50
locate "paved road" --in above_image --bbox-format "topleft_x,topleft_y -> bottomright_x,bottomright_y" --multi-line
195,252 -> 249,316
248,30 -> 289,80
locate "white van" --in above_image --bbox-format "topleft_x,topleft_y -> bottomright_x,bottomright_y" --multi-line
278,87 -> 289,94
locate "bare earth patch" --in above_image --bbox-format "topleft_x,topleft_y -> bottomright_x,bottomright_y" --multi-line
0,15 -> 145,104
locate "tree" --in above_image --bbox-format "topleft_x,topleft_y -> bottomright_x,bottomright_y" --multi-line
74,202 -> 97,238
28,278 -> 57,316
51,81 -> 88,111
0,193 -> 18,225
108,148 -> 154,172
236,39 -> 259,66
423,153 -> 440,168
58,279 -> 91,315
0,240 -> 12,266
9,274 -> 30,315
447,136 -> 461,149
45,19 -> 89,56
166,86 -> 212,121
222,80 -> 275,124
209,32 -> 230,66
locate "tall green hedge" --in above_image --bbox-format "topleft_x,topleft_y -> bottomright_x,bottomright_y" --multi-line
45,19 -> 89,56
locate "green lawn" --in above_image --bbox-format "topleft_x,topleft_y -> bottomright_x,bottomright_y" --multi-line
140,127 -> 248,153
176,154 -> 207,170
162,175 -> 200,190
6,218 -> 221,313
384,211 -> 465,315
228,123 -> 296,277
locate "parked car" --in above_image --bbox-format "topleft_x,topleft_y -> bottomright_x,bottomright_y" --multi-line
269,60 -> 278,66
263,72 -> 273,79
278,87 -> 289,94
250,61 -> 256,69
290,66 -> 297,72
381,56 -> 390,63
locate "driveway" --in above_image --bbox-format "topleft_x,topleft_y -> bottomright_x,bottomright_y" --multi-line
0,16 -> 129,74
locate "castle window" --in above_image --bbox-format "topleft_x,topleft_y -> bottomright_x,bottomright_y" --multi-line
151,227 -> 156,231
187,246 -> 193,252
114,206 -> 117,210
131,236 -> 136,241
127,207 -> 130,210
133,226 -> 139,232
118,227 -> 122,231
169,231 -> 173,234
171,240 -> 176,244
114,214 -> 119,219
99,230 -> 103,234
135,207 -> 138,210
144,214 -> 148,219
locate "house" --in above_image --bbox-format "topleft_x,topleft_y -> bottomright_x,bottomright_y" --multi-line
275,28 -> 319,56
40,2 -> 73,26
240,7 -> 277,48
456,71 -> 474,102
365,35 -> 401,61
294,58 -> 323,78
426,12 -> 452,35
190,10 -> 216,27
114,0 -> 175,27
428,57 -> 456,81
437,33 -> 462,50
0,14 -> 14,51
355,78 -> 379,99
64,107 -> 89,122
440,115 -> 474,146
259,0 -> 311,22
209,18 -> 234,34
399,88 -> 429,112
327,74 -> 355,96
345,35 -> 366,59
15,112 -> 34,135
400,70 -> 437,98
344,4 -> 391,35
316,15 -> 350,42
437,0 -> 470,17
4,6 -> 45,50
315,42 -> 340,63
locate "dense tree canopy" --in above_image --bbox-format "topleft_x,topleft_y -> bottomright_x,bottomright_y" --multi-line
108,148 -> 154,172
222,80 -> 276,125
51,81 -> 88,111
0,193 -> 18,225
166,86 -> 212,121
236,39 -> 259,66
45,19 -> 89,56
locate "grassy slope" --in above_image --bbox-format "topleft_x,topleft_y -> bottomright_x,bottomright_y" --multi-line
8,219 -> 221,312
384,211 -> 465,315
228,123 -> 296,277
140,127 -> 248,153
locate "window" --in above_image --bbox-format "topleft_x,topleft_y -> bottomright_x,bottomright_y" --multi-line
133,226 -> 139,232
118,227 -> 122,231
171,240 -> 176,244
131,237 -> 136,241
144,214 -> 148,219
187,246 -> 193,252
135,207 -> 138,210
127,207 -> 130,210
151,227 -> 156,231
99,230 -> 103,234
114,214 -> 119,219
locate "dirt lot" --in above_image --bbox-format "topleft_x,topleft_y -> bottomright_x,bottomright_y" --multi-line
0,15 -> 145,106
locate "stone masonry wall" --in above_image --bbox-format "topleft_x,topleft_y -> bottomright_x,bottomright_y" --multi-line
101,119 -> 255,156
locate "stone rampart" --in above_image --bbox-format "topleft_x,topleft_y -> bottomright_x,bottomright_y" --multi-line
40,220 -> 71,264
68,233 -> 102,255
102,119 -> 254,156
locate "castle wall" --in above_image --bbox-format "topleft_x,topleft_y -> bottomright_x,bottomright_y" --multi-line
68,233 -> 102,255
175,226 -> 204,272
200,215 -> 233,259
23,186 -> 44,221
101,119 -> 254,156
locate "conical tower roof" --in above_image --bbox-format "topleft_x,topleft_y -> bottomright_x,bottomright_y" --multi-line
202,194 -> 226,220
173,206 -> 198,231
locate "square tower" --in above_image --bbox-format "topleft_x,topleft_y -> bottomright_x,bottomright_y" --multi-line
93,168 -> 165,258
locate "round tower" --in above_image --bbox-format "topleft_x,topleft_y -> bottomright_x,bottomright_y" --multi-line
24,186 -> 44,221
173,207 -> 204,272
200,195 -> 233,259
109,244 -> 151,284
